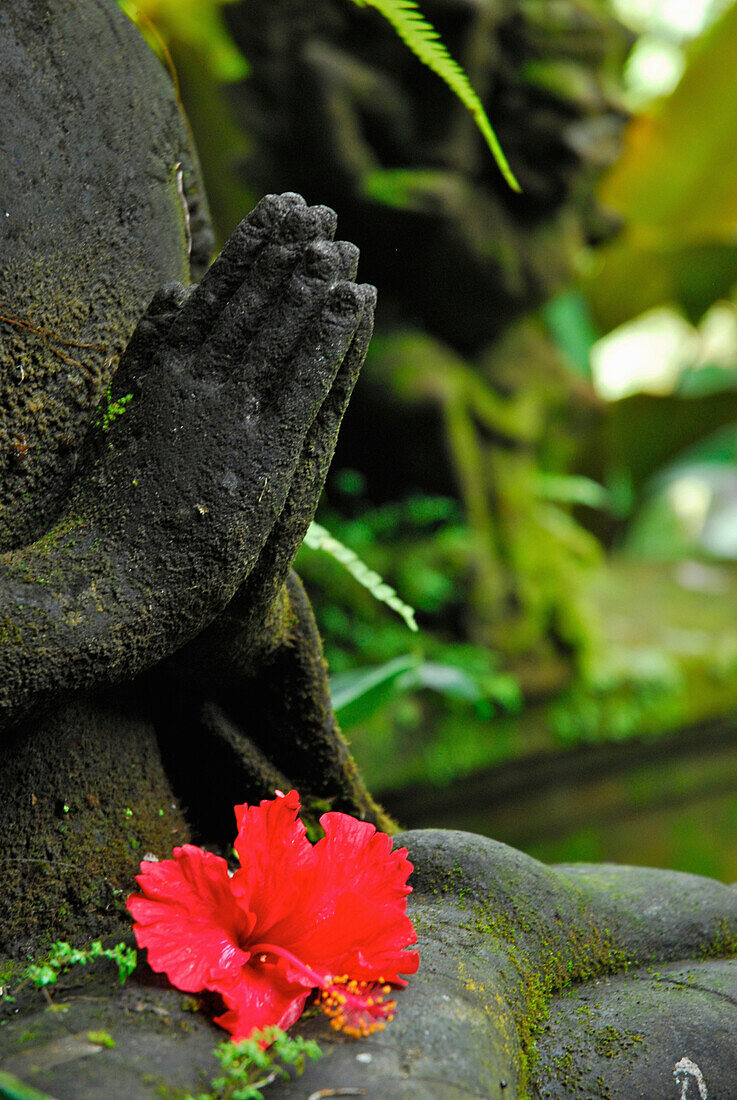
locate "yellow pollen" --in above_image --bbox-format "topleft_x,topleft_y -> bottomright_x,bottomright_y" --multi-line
316,974 -> 398,1038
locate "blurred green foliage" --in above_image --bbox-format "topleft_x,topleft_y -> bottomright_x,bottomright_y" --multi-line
120,0 -> 247,82
124,0 -> 737,873
293,489 -> 522,787
587,1 -> 737,329
119,0 -> 255,240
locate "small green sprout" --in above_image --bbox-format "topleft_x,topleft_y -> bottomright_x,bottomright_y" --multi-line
86,1030 -> 116,1049
19,940 -> 137,993
100,387 -> 133,431
189,1027 -> 323,1100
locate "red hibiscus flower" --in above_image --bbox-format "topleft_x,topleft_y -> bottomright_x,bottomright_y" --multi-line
127,790 -> 419,1041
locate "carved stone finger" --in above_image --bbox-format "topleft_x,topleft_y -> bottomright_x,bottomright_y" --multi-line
235,284 -> 376,617
252,280 -> 370,435
114,281 -> 193,384
205,238 -> 360,380
190,288 -> 376,678
168,194 -> 336,349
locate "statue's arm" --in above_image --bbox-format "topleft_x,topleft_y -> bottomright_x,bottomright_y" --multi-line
0,194 -> 375,733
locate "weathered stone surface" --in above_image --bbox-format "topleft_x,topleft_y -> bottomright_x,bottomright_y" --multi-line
0,0 -> 212,551
2,831 -> 736,1098
0,967 -> 222,1100
535,959 -> 737,1098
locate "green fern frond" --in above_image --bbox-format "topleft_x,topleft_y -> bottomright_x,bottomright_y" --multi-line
304,522 -> 419,632
347,0 -> 520,192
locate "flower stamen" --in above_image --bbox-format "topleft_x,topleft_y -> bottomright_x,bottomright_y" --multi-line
248,944 -> 397,1037
317,974 -> 397,1038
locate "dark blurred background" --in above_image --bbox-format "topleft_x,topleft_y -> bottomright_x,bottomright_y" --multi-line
124,0 -> 737,880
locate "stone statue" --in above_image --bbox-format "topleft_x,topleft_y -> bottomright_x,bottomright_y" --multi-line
3,829 -> 737,1098
0,0 -> 384,954
2,4 -> 737,1099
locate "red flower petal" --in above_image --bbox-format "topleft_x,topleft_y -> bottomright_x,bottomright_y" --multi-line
230,789 -> 315,930
128,844 -> 253,992
284,893 -> 419,984
316,812 -> 415,906
261,810 -> 418,982
214,961 -> 310,1041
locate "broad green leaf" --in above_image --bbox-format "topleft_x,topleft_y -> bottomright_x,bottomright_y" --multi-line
0,1072 -> 60,1100
538,474 -> 612,511
360,168 -> 462,213
587,2 -> 737,330
585,241 -> 737,332
542,291 -> 598,380
398,661 -> 482,702
119,0 -> 247,83
600,2 -> 737,240
330,655 -> 421,728
331,653 -> 520,729
624,422 -> 737,560
596,392 -> 737,497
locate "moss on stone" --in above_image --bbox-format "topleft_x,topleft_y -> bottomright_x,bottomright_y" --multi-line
699,916 -> 737,959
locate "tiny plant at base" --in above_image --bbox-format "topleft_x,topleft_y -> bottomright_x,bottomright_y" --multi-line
22,940 -> 137,990
86,1030 -> 117,1049
100,387 -> 133,431
188,1028 -> 322,1100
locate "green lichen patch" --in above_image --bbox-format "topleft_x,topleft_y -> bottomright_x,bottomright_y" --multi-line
489,914 -> 630,1092
590,1023 -> 643,1060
